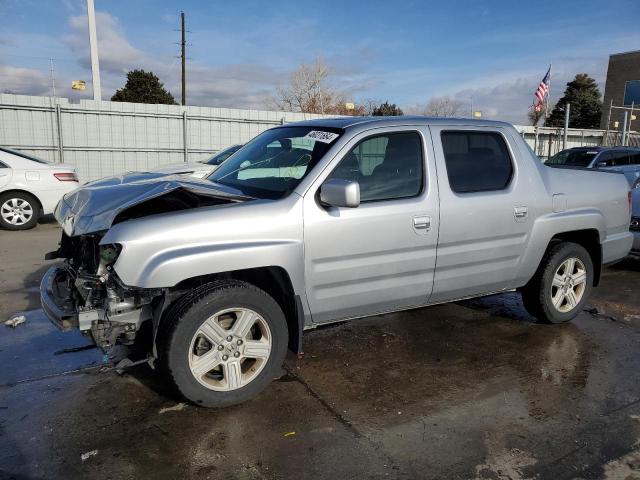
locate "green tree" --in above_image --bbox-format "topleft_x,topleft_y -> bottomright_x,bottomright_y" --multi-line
544,74 -> 602,128
111,70 -> 177,105
372,101 -> 404,116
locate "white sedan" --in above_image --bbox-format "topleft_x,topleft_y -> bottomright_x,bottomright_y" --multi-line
152,144 -> 242,178
0,147 -> 79,230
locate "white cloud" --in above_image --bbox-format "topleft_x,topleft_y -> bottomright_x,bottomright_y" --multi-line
65,12 -> 146,76
0,64 -> 50,95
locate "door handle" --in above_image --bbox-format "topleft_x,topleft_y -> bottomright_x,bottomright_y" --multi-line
413,215 -> 431,230
514,206 -> 528,219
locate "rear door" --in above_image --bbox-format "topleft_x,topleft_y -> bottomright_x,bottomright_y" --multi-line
302,126 -> 439,323
428,126 -> 535,302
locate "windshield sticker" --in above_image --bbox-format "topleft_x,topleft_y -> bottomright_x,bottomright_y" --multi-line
304,130 -> 339,143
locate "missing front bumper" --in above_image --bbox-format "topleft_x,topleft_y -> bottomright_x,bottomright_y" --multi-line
40,266 -> 79,331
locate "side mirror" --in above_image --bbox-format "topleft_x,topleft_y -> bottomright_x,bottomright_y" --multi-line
320,178 -> 360,208
595,161 -> 607,168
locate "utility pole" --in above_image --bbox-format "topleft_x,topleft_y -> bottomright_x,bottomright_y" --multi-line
49,58 -> 56,97
563,102 -> 570,149
86,0 -> 102,101
181,11 -> 186,106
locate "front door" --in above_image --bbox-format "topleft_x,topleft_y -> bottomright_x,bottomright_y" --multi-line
302,127 -> 439,323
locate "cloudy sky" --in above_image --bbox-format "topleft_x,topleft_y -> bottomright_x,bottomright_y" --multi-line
1,0 -> 638,123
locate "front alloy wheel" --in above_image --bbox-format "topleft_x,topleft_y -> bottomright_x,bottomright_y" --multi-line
189,308 -> 272,391
159,281 -> 288,407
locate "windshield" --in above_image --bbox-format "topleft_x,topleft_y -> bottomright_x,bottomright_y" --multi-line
209,126 -> 343,199
0,147 -> 51,164
204,145 -> 242,165
546,149 -> 598,167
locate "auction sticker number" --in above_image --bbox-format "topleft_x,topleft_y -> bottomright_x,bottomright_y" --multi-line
305,131 -> 339,143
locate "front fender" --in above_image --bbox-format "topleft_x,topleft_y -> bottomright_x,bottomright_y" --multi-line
116,239 -> 305,291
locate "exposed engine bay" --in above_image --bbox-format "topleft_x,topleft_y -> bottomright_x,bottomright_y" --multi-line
46,231 -> 162,351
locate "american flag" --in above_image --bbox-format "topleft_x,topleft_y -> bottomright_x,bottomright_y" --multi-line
534,67 -> 551,111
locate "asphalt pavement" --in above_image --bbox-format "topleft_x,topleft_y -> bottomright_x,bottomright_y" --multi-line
1,222 -> 640,479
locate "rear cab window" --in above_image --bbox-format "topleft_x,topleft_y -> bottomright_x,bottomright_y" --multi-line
440,131 -> 513,193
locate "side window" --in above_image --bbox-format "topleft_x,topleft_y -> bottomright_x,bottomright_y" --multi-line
597,152 -> 613,166
629,152 -> 640,165
326,132 -> 423,202
611,152 -> 630,166
441,131 -> 513,193
0,161 -> 8,168
599,152 -> 630,167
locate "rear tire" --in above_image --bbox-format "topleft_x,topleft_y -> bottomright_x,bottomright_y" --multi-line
157,280 -> 288,408
0,192 -> 40,230
521,242 -> 593,324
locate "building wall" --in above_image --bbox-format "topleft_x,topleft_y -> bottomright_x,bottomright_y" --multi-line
601,50 -> 640,131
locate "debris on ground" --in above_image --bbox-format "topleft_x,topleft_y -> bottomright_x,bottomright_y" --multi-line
159,403 -> 187,414
4,315 -> 26,328
284,431 -> 296,437
80,450 -> 98,462
584,307 -> 618,322
53,344 -> 97,355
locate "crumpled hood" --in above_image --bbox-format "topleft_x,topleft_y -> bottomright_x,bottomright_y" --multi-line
55,172 -> 251,236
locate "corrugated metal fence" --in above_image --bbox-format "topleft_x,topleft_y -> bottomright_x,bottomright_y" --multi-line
2,94 -> 638,182
516,125 -> 640,160
0,94 -> 327,182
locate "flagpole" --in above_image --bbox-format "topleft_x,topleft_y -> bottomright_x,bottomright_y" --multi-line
545,63 -> 552,120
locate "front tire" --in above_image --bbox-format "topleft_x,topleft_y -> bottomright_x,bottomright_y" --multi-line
158,281 -> 288,408
0,192 -> 40,230
521,242 -> 593,324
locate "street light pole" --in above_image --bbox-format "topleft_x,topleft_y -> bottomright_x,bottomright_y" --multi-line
86,0 -> 102,101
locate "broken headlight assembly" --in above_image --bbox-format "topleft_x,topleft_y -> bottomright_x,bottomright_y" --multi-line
99,243 -> 122,268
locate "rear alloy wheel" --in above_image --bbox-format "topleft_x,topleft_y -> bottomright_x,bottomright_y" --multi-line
521,242 -> 593,324
159,281 -> 288,407
549,257 -> 588,313
0,193 -> 40,230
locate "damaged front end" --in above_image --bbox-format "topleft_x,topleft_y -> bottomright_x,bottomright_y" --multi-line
41,232 -> 162,351
40,173 -> 253,352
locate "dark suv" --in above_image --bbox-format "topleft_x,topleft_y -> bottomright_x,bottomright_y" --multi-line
546,146 -> 640,188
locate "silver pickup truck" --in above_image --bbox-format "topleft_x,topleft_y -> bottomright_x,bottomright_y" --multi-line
41,116 -> 633,407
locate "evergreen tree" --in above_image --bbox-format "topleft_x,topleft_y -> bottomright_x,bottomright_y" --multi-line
545,74 -> 602,128
372,101 -> 404,116
111,70 -> 177,105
